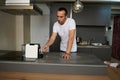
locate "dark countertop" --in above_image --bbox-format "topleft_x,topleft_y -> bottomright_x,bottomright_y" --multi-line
0,50 -> 107,75
77,45 -> 111,48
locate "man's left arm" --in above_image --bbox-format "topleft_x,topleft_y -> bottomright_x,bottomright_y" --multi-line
62,19 -> 76,60
66,29 -> 76,54
62,29 -> 75,60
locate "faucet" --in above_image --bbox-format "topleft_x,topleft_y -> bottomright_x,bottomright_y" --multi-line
89,38 -> 94,45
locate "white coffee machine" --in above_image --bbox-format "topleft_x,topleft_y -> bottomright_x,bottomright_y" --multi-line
22,43 -> 40,61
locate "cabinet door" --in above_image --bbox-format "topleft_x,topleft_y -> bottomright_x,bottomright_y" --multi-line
77,47 -> 91,54
49,3 -> 71,52
92,48 -> 111,61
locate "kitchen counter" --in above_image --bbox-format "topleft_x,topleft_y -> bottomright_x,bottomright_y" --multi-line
0,50 -> 107,75
77,45 -> 112,61
77,45 -> 111,48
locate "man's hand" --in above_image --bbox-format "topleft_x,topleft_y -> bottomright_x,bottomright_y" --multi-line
42,45 -> 48,52
62,53 -> 71,60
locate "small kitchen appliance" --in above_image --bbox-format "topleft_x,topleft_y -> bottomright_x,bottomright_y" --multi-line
22,43 -> 43,61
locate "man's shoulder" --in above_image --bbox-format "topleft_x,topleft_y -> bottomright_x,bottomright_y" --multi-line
67,18 -> 75,22
67,18 -> 75,24
55,20 -> 58,23
68,18 -> 74,20
54,21 -> 59,25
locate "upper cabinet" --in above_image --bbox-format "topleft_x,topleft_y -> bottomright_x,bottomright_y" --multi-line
72,4 -> 111,26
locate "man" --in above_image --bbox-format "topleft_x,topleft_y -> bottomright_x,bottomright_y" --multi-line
42,7 -> 77,60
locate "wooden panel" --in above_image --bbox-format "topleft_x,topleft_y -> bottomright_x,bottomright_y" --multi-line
107,66 -> 120,80
0,72 -> 110,80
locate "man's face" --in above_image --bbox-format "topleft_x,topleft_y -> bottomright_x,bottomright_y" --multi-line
56,10 -> 67,25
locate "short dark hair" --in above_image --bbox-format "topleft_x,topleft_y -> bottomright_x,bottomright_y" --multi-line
58,7 -> 68,16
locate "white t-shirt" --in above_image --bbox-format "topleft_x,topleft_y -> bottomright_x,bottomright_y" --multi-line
53,18 -> 77,52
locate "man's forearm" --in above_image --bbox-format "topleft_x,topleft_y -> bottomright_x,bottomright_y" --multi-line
45,32 -> 57,47
66,37 -> 74,54
46,38 -> 54,47
66,29 -> 75,54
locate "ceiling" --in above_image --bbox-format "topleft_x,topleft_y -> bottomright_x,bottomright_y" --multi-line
30,0 -> 120,3
0,0 -> 120,4
0,0 -> 120,15
30,0 -> 120,15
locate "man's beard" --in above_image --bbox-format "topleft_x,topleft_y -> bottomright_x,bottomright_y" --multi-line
58,21 -> 64,25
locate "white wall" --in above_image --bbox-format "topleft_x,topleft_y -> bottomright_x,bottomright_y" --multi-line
30,15 -> 50,51
0,11 -> 16,50
0,10 -> 50,51
105,16 -> 114,46
15,16 -> 24,51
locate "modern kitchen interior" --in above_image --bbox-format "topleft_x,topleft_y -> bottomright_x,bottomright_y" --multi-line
0,0 -> 120,80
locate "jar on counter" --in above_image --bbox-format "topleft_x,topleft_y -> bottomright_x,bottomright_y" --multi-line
76,37 -> 82,44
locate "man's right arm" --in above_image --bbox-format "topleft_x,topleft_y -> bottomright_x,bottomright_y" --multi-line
42,32 -> 57,52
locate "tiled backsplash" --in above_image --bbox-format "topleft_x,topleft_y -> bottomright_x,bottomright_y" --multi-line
76,25 -> 108,45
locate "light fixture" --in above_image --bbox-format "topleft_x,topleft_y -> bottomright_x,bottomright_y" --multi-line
72,0 -> 84,13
